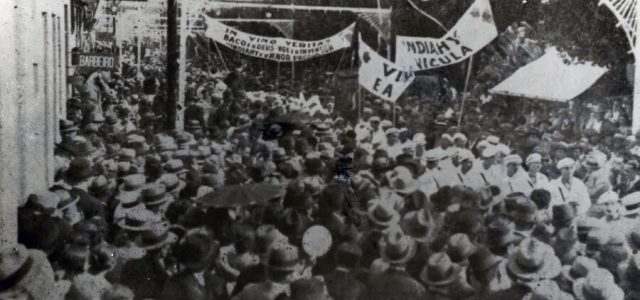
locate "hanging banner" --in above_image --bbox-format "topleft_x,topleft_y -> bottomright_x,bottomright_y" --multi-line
396,0 -> 498,71
358,35 -> 415,103
204,16 -> 355,62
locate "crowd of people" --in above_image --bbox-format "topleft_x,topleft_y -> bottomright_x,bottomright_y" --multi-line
6,48 -> 640,300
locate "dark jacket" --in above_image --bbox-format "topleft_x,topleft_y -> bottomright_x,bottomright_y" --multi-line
323,268 -> 365,300
358,268 -> 426,300
120,254 -> 169,300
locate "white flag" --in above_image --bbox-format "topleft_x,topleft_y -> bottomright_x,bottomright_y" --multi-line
358,35 -> 415,103
395,0 -> 498,71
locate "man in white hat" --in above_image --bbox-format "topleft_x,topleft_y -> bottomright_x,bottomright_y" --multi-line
549,158 -> 591,215
412,133 -> 427,160
436,133 -> 457,169
418,149 -> 446,196
467,146 -> 505,187
501,154 -> 532,195
381,128 -> 404,159
456,149 -> 484,188
583,151 -> 611,202
453,132 -> 468,149
525,153 -> 550,191
371,119 -> 391,147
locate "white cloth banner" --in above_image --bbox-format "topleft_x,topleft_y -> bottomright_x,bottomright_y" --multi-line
204,16 -> 355,62
395,0 -> 498,71
358,35 -> 415,103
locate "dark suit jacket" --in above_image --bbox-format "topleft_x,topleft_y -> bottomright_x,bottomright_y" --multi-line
323,269 -> 365,300
232,263 -> 267,296
358,268 -> 426,300
160,270 -> 227,300
120,255 -> 169,300
69,188 -> 106,220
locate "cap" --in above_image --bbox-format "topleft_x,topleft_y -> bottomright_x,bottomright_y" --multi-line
504,154 -> 523,165
487,136 -> 500,145
453,133 -> 467,142
425,149 -> 443,162
556,158 -> 575,170
458,149 -> 475,162
481,146 -> 498,158
526,153 -> 542,165
440,134 -> 453,142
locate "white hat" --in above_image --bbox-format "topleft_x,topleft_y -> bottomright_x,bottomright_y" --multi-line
487,136 -> 500,145
413,133 -> 426,145
481,146 -> 498,158
453,133 -> 467,142
556,158 -> 575,169
497,143 -> 511,155
369,116 -> 381,123
425,149 -> 443,162
526,153 -> 542,165
597,191 -> 619,204
380,120 -> 393,128
385,128 -> 400,136
458,149 -> 475,162
504,154 -> 523,165
440,134 -> 453,142
477,140 -> 490,149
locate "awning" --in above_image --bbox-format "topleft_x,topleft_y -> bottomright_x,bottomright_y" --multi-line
489,48 -> 608,102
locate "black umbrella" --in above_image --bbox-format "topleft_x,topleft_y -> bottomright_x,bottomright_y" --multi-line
197,182 -> 283,208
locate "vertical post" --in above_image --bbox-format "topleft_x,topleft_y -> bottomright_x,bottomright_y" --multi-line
276,61 -> 280,88
176,0 -> 189,131
633,43 -> 640,133
632,1 -> 640,134
166,0 -> 179,131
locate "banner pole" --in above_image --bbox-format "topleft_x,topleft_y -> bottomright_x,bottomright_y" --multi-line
276,62 -> 281,89
358,87 -> 362,121
457,55 -> 474,129
393,102 -> 396,126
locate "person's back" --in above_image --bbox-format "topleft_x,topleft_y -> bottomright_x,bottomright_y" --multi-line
323,268 -> 364,300
359,267 -> 426,300
119,253 -> 169,299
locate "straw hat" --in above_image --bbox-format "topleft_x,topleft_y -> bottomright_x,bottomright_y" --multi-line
573,268 -> 624,300
134,221 -> 178,251
367,201 -> 400,228
506,238 -> 562,281
379,228 -> 416,265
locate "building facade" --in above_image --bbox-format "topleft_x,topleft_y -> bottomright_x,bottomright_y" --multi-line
0,0 -> 78,245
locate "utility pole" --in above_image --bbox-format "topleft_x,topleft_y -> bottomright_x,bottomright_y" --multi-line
166,0 -> 178,131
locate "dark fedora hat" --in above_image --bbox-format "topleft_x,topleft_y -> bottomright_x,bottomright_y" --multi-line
379,228 -> 416,265
175,228 -> 218,271
266,244 -> 301,272
552,203 -> 577,227
468,246 -> 503,282
420,252 -> 463,286
446,233 -> 478,263
66,157 -> 96,182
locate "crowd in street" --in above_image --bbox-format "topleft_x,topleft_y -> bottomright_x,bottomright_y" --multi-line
6,51 -> 640,300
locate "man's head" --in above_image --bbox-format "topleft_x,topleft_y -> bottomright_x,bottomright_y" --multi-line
504,155 -> 523,177
557,158 -> 575,181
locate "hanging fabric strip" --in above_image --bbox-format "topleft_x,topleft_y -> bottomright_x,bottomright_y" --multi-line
203,15 -> 355,62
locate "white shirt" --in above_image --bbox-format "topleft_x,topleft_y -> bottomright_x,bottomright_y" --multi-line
549,177 -> 591,215
502,168 -> 533,195
527,172 -> 550,191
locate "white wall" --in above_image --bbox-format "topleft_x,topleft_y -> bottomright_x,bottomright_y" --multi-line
0,0 -> 72,246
